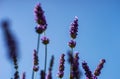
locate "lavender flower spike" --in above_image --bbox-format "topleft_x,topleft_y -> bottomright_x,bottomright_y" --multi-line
82,61 -> 93,79
34,3 -> 47,34
40,70 -> 45,79
58,54 -> 65,78
47,71 -> 52,79
22,72 -> 26,79
73,52 -> 81,79
94,59 -> 106,76
47,55 -> 54,79
34,3 -> 47,26
70,16 -> 78,39
33,49 -> 39,72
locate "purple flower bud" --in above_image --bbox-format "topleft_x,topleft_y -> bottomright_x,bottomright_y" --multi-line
68,40 -> 76,48
41,36 -> 50,45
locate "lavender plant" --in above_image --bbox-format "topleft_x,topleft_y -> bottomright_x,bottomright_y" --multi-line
0,2 -> 106,79
1,20 -> 19,79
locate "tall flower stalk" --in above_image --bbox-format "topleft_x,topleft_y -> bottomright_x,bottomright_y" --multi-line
41,36 -> 50,74
32,3 -> 47,79
68,16 -> 79,79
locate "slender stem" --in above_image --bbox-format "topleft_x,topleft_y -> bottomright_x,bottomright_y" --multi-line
44,31 -> 46,36
34,72 -> 37,79
44,45 -> 47,74
71,48 -> 73,56
37,34 -> 40,54
69,48 -> 73,79
32,71 -> 34,79
32,34 -> 40,79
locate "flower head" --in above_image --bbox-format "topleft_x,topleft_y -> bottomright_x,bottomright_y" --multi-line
33,49 -> 39,65
35,24 -> 47,34
94,59 -> 106,76
34,3 -> 47,26
41,36 -> 50,45
82,61 -> 93,79
73,52 -> 81,79
70,16 -> 78,39
57,54 -> 65,78
68,40 -> 76,48
33,65 -> 39,72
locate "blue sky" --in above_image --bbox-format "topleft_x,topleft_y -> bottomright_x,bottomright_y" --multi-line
0,0 -> 120,79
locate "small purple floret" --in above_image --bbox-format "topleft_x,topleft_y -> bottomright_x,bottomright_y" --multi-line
41,36 -> 49,45
68,40 -> 76,48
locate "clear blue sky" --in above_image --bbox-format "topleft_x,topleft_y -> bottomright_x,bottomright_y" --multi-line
0,0 -> 120,79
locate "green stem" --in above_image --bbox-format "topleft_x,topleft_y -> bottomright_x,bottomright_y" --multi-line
44,45 -> 47,74
32,34 -> 40,79
32,71 -> 34,79
69,48 -> 73,79
37,34 -> 40,54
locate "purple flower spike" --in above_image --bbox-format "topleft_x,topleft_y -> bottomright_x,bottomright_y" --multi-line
35,24 -> 47,34
46,71 -> 52,79
94,59 -> 106,76
68,40 -> 76,48
58,54 -> 65,78
41,36 -> 50,45
40,70 -> 45,79
70,52 -> 81,79
73,52 -> 80,79
82,61 -> 93,79
33,49 -> 39,65
22,72 -> 26,79
46,55 -> 54,79
34,3 -> 47,26
70,16 -> 78,39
